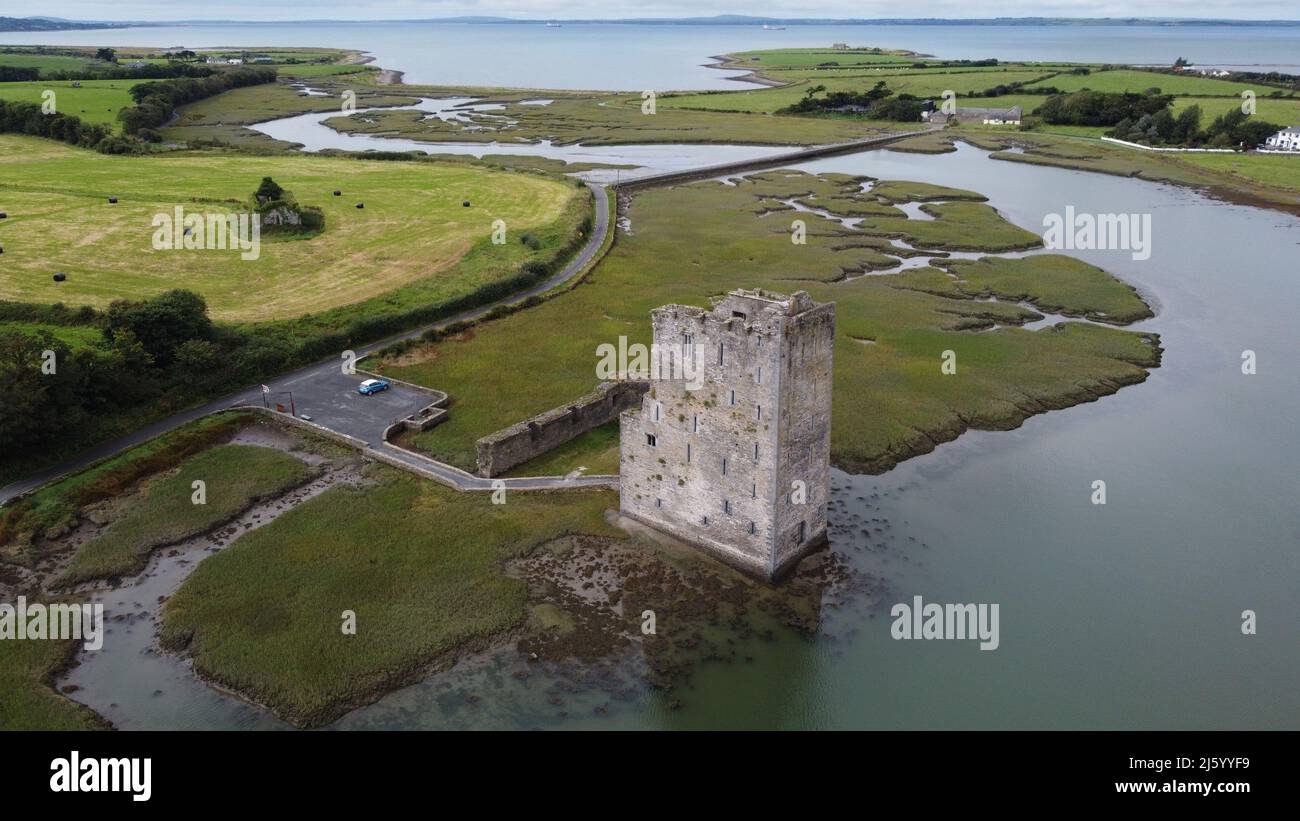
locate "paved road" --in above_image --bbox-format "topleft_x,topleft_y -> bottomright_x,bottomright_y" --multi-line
2,129 -> 940,504
0,182 -> 612,504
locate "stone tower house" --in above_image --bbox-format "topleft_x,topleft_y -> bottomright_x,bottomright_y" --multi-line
619,288 -> 834,581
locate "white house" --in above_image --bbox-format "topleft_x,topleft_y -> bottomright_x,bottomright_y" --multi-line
1263,127 -> 1300,152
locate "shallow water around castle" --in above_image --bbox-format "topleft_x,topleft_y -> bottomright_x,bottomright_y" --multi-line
62,139 -> 1300,730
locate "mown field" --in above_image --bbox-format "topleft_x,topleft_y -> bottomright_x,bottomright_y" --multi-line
160,466 -> 622,727
373,170 -> 1158,476
0,134 -> 584,321
0,79 -> 139,128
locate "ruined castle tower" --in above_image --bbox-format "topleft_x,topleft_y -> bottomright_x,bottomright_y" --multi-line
619,288 -> 835,582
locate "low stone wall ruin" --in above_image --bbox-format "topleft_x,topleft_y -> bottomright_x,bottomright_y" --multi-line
474,381 -> 648,477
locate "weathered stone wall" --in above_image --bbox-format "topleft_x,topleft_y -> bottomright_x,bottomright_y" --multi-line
475,381 -> 649,477
619,288 -> 834,581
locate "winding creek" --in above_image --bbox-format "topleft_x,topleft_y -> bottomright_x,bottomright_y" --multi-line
249,97 -> 795,182
60,131 -> 1300,729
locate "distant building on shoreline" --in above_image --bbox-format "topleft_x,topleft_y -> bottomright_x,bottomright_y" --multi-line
619,289 -> 835,582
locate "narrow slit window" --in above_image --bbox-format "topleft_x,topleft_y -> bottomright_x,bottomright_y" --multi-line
646,433 -> 657,448
723,499 -> 731,515
721,458 -> 728,476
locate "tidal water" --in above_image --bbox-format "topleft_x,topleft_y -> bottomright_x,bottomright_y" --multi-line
250,97 -> 793,180
4,22 -> 1299,89
26,18 -> 1300,729
63,141 -> 1300,730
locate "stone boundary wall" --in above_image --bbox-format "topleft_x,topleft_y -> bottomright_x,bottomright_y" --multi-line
475,381 -> 649,477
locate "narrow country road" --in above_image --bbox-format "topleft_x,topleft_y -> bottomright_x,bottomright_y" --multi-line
0,182 -> 611,504
1,124 -> 937,504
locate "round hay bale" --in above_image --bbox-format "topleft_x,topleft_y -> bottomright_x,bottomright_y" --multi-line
53,272 -> 66,282
108,197 -> 118,204
462,200 -> 471,207
0,212 -> 7,219
333,190 -> 342,196
356,203 -> 364,209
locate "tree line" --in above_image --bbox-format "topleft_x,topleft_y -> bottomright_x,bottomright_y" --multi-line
1032,90 -> 1282,148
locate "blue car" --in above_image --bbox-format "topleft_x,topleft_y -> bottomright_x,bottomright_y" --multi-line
357,378 -> 390,396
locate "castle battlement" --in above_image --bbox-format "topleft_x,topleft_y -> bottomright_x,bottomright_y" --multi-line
619,288 -> 835,581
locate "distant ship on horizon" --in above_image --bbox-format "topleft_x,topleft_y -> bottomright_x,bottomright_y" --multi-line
762,24 -> 787,30
545,22 -> 563,27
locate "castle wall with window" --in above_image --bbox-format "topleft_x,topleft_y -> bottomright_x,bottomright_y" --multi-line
619,288 -> 834,581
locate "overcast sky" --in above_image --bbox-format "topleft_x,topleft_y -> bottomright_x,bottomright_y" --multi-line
25,1 -> 1300,23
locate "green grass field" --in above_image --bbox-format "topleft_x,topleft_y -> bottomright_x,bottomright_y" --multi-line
0,51 -> 105,75
159,467 -> 621,727
0,135 -> 583,322
56,443 -> 313,586
1176,152 -> 1300,192
1024,69 -> 1271,97
375,170 -> 1159,476
0,79 -> 139,129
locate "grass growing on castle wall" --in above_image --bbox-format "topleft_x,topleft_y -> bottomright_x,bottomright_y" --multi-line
159,466 -> 621,728
54,444 -> 314,587
374,169 -> 1159,476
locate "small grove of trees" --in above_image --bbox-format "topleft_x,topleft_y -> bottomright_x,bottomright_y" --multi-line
779,81 -> 926,122
0,290 -> 267,459
118,67 -> 276,134
1033,90 -> 1175,127
252,176 -> 325,233
1109,105 -> 1282,149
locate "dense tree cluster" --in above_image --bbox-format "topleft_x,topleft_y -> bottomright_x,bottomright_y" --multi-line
1033,90 -> 1175,126
118,67 -> 276,134
0,100 -> 129,153
1109,105 -> 1282,148
779,81 -> 926,122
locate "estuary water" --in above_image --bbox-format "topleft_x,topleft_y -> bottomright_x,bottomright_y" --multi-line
63,141 -> 1300,730
4,22 -> 1300,89
249,97 -> 794,180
